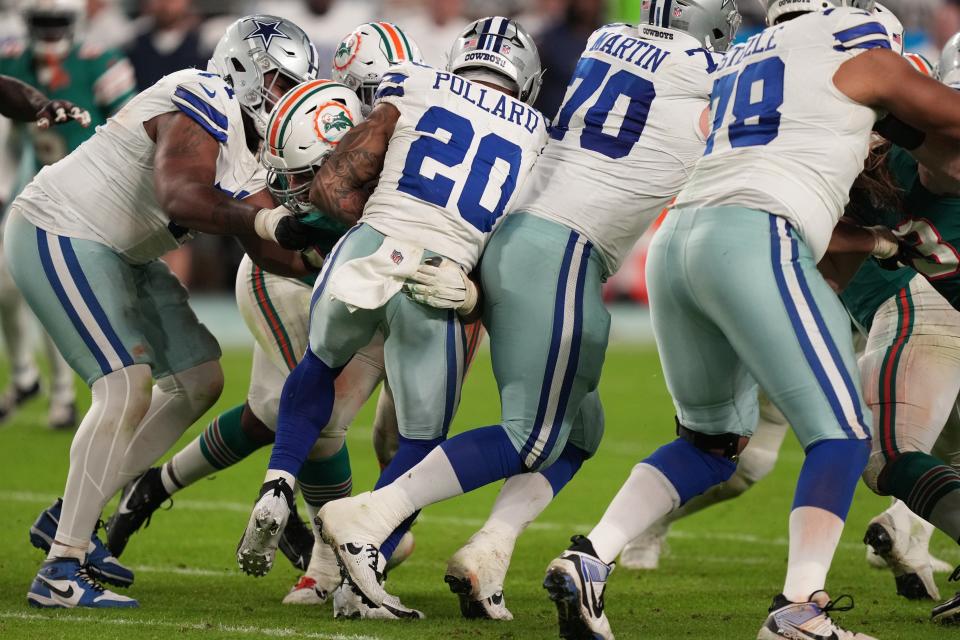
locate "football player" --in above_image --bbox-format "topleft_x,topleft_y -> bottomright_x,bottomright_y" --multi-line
0,0 -> 134,429
12,15 -> 323,609
0,74 -> 89,126
245,16 -> 548,616
542,0 -> 960,637
314,2 -> 736,620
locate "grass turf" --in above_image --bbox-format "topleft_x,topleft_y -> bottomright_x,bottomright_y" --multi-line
0,345 -> 957,640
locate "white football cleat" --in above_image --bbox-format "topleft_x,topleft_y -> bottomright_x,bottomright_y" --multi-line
332,583 -> 424,619
445,528 -> 514,620
758,592 -> 877,640
618,518 -> 669,570
543,536 -> 615,640
282,539 -> 342,605
863,506 -> 940,600
317,492 -> 397,607
237,478 -> 294,577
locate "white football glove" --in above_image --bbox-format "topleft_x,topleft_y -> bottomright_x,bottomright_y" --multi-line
300,246 -> 325,270
403,258 -> 478,315
866,225 -> 899,259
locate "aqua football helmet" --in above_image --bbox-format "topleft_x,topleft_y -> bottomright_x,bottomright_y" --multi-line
640,0 -> 742,53
447,17 -> 544,105
331,22 -> 423,115
262,80 -> 363,216
209,15 -> 321,139
766,0 -> 876,26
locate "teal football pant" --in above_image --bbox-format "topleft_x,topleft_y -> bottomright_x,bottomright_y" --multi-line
481,213 -> 609,471
4,208 -> 220,386
647,206 -> 871,448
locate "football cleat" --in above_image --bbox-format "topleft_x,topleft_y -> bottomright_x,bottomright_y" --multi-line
332,582 -> 424,619
27,558 -> 138,608
543,535 -> 615,640
0,378 -> 40,423
282,539 -> 341,605
932,567 -> 960,624
278,502 -> 314,572
445,528 -> 514,620
758,592 -> 877,640
47,399 -> 77,430
237,477 -> 294,577
104,467 -> 171,557
618,518 -> 669,570
30,498 -> 134,588
317,492 -> 397,607
863,508 -> 940,600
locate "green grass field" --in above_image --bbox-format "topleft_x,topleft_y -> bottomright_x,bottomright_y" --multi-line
0,345 -> 957,640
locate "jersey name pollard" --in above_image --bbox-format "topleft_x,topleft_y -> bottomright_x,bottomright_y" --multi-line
14,68 -> 267,264
360,61 -> 548,271
675,7 -> 890,260
515,23 -> 715,275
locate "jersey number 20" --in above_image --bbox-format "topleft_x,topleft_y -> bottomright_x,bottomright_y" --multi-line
398,106 -> 522,232
705,57 -> 785,154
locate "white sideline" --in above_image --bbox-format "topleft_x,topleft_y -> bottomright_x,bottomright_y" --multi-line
2,489 -> 884,554
0,611 -> 382,640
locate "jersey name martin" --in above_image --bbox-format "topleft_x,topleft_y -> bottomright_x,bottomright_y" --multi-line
588,29 -> 671,73
431,71 -> 541,133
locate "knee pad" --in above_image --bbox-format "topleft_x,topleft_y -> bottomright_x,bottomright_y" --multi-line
736,444 -> 781,485
161,360 -> 223,412
84,364 -> 154,435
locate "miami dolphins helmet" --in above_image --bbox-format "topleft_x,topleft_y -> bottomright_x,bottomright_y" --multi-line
765,0 -> 876,26
209,15 -> 321,138
262,80 -> 363,215
332,22 -> 423,115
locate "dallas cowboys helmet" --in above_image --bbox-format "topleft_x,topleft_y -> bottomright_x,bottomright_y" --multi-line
940,32 -> 960,88
332,22 -> 424,115
640,0 -> 742,53
209,15 -> 321,138
262,80 -> 364,216
766,0 -> 877,26
447,16 -> 544,105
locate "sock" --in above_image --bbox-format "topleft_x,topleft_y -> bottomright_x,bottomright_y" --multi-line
269,350 -> 340,477
116,361 -> 224,484
376,436 -> 444,560
483,472 -> 555,544
51,365 -> 153,555
588,463 -> 680,564
782,439 -> 869,601
540,441 -> 587,495
298,442 -> 353,509
881,450 -> 960,541
163,404 -> 262,494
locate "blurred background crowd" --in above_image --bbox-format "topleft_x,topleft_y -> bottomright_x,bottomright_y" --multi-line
1,0 -> 958,294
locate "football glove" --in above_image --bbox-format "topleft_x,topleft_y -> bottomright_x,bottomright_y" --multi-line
36,100 -> 90,129
300,246 -> 325,270
255,206 -> 317,251
865,225 -> 900,259
403,257 -> 478,315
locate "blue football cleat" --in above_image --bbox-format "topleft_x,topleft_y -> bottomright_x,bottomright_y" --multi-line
27,557 -> 138,608
30,498 -> 135,588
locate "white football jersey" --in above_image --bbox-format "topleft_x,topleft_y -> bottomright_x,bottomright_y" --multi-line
14,68 -> 267,264
675,7 -> 889,261
360,62 -> 548,271
514,23 -> 715,275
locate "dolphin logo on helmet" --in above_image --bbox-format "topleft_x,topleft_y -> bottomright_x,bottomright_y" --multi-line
208,15 -> 320,139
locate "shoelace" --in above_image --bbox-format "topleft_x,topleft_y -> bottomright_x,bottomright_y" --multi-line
366,546 -> 379,572
821,594 -> 855,615
76,566 -> 106,592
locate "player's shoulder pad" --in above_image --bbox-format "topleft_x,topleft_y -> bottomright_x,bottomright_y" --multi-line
0,39 -> 26,59
821,6 -> 892,54
374,60 -> 423,103
170,70 -> 236,144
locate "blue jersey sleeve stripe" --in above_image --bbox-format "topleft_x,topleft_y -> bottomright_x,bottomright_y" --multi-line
833,22 -> 888,44
174,102 -> 228,142
173,86 -> 228,130
833,38 -> 892,52
375,85 -> 405,100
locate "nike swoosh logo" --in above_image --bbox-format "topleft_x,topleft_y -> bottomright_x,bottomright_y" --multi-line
199,84 -> 216,98
345,543 -> 365,555
40,578 -> 75,600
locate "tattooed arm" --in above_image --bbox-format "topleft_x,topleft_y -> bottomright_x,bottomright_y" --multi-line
309,102 -> 398,226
